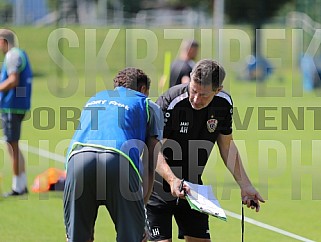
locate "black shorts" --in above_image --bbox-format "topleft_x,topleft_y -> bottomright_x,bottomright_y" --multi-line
146,194 -> 210,240
63,149 -> 145,242
1,113 -> 25,142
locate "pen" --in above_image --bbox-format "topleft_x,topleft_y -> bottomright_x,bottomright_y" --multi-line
176,178 -> 185,205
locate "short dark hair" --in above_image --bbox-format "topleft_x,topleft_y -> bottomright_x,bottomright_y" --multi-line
113,67 -> 151,91
181,39 -> 199,51
190,59 -> 226,90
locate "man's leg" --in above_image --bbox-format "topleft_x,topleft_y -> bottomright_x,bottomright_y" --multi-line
8,141 -> 25,176
6,141 -> 27,194
184,236 -> 211,242
2,113 -> 28,196
148,236 -> 211,242
101,151 -> 145,242
175,200 -> 211,242
146,198 -> 174,241
64,151 -> 99,242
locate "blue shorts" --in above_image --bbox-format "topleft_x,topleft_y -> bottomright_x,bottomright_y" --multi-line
1,113 -> 25,142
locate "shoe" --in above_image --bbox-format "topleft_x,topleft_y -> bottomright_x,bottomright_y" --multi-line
4,187 -> 28,197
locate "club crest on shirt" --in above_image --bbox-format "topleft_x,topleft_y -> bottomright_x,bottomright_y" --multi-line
207,118 -> 218,133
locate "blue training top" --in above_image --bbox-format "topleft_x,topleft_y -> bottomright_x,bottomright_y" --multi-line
66,86 -> 150,180
0,47 -> 33,113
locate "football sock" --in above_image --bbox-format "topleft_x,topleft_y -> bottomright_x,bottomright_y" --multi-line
12,173 -> 27,193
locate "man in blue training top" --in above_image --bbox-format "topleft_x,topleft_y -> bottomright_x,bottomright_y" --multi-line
0,29 -> 33,196
63,67 -> 164,242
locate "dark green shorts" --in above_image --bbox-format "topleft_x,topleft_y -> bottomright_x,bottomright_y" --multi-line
63,149 -> 145,242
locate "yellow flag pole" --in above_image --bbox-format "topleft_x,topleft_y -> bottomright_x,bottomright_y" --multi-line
158,51 -> 171,95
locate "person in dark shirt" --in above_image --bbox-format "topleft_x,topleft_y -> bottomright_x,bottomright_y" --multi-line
147,59 -> 264,242
169,39 -> 199,87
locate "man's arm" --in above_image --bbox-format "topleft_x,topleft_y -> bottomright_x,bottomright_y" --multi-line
217,133 -> 265,211
0,50 -> 22,92
0,72 -> 19,91
180,75 -> 190,84
143,136 -> 161,204
155,139 -> 186,199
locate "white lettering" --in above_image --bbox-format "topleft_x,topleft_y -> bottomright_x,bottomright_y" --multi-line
152,228 -> 160,236
85,99 -> 107,107
108,100 -> 129,110
180,126 -> 188,133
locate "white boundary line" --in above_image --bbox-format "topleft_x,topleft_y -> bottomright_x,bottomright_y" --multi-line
225,210 -> 315,242
19,143 -> 315,242
20,142 -> 65,163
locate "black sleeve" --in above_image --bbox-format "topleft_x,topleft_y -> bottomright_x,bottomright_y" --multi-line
156,84 -> 189,138
156,93 -> 173,138
147,100 -> 164,141
156,94 -> 169,113
219,102 -> 233,135
169,61 -> 192,87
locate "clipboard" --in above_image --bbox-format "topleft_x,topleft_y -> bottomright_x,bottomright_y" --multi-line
184,181 -> 227,221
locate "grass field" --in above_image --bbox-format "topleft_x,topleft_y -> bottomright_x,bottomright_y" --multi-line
0,25 -> 320,242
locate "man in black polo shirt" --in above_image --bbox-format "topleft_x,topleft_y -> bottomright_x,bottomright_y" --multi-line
169,40 -> 199,87
147,59 -> 264,241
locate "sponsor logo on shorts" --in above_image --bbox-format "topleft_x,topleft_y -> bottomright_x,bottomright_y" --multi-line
151,227 -> 160,236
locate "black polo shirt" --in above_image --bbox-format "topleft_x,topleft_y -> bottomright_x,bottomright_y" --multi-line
153,83 -> 233,201
169,59 -> 194,87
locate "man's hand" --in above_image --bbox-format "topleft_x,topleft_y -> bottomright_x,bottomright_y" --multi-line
169,178 -> 190,199
241,185 -> 265,212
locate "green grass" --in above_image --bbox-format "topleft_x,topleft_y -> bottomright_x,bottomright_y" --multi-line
0,25 -> 320,241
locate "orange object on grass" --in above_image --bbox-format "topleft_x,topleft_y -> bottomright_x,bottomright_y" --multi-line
31,168 -> 66,193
